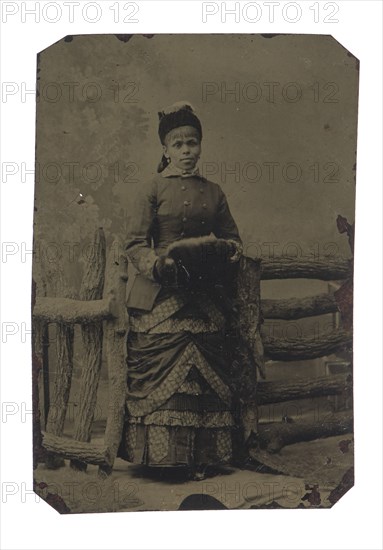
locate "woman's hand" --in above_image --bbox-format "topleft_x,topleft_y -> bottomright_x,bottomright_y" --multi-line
154,256 -> 178,286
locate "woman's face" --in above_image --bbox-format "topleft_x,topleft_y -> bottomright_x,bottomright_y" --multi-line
163,126 -> 201,171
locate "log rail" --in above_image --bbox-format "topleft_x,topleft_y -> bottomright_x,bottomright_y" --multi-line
261,292 -> 338,320
257,373 -> 351,406
260,256 -> 351,280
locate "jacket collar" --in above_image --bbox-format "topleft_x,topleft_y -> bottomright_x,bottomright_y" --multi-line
161,163 -> 202,179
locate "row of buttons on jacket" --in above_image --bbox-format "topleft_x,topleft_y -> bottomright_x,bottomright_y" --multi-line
181,185 -> 205,193
181,185 -> 207,237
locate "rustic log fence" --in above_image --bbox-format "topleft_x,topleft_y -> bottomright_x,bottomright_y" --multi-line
255,235 -> 353,454
32,225 -> 353,473
33,228 -> 129,475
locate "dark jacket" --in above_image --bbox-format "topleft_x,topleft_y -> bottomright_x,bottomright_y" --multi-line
125,172 -> 241,311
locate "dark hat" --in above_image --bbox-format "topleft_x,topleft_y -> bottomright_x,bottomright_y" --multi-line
158,101 -> 202,144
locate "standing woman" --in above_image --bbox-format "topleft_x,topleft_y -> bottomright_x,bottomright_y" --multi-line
119,102 -> 243,479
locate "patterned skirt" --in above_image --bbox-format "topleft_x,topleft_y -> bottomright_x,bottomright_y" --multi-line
118,291 -> 237,467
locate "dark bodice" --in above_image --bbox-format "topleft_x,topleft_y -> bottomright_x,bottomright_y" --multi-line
125,173 -> 241,310
152,176 -> 236,252
126,174 -> 240,265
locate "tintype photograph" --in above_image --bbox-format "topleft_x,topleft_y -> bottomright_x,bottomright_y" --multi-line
31,33 -> 357,513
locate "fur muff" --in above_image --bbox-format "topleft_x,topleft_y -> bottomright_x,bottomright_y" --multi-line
165,236 -> 237,287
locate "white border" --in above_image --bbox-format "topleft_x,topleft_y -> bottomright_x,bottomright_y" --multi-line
1,1 -> 382,549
